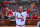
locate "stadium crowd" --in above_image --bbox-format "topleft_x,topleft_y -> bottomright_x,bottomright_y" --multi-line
0,4 -> 40,20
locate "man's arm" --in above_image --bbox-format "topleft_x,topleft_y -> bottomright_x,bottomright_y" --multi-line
2,1 -> 13,15
27,3 -> 35,14
5,7 -> 13,15
29,3 -> 35,11
5,7 -> 10,12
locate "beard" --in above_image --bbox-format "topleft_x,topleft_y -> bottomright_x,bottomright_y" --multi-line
19,10 -> 23,13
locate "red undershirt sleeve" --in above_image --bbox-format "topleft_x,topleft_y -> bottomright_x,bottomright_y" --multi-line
27,10 -> 30,14
9,11 -> 13,15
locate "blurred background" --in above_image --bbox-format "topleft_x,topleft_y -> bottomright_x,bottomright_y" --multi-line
0,0 -> 40,27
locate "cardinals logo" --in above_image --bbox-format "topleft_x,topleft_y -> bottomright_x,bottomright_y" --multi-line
17,15 -> 20,18
17,14 -> 23,18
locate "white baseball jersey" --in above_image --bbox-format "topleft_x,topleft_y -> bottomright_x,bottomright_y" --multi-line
15,12 -> 27,25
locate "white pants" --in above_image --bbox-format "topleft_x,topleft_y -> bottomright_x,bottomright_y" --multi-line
16,18 -> 25,27
16,20 -> 25,27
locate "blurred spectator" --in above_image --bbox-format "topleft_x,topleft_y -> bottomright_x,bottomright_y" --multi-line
0,4 -> 1,9
0,12 -> 1,19
27,14 -> 31,19
38,14 -> 40,19
1,13 -> 4,19
0,3 -> 40,20
31,13 -> 37,19
4,13 -> 9,19
27,14 -> 29,19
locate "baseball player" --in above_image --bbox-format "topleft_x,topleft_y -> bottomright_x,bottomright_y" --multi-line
2,1 -> 35,27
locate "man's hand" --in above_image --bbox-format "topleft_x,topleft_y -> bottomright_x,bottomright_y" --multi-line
27,2 -> 35,14
3,1 -> 8,7
29,2 -> 35,11
31,2 -> 35,8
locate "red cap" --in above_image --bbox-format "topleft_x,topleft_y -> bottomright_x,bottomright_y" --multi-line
4,1 -> 8,5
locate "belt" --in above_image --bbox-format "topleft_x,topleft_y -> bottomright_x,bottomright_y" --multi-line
16,24 -> 24,26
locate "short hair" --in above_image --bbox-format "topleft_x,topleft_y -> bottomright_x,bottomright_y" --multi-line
19,6 -> 23,9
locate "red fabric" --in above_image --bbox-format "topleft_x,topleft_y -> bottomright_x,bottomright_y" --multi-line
38,14 -> 40,19
4,1 -> 8,5
21,15 -> 23,17
6,13 -> 9,16
34,16 -> 37,19
9,11 -> 13,15
38,18 -> 40,19
38,16 -> 40,19
21,19 -> 24,21
27,10 -> 30,14
17,25 -> 24,26
0,6 -> 1,8
0,4 -> 1,8
27,16 -> 29,19
38,0 -> 40,1
37,14 -> 38,17
16,24 -> 24,26
0,4 -> 1,5
31,16 -> 37,19
2,8 -> 3,11
21,19 -> 24,22
31,16 -> 33,19
19,0 -> 21,1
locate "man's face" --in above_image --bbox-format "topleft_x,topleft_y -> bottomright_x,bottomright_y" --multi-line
18,6 -> 23,13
